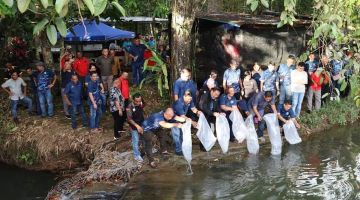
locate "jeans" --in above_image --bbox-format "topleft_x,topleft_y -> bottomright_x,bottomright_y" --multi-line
70,104 -> 87,129
143,130 -> 166,163
89,101 -> 102,129
171,127 -> 183,153
307,88 -> 321,111
279,84 -> 292,105
10,97 -> 32,119
132,62 -> 144,85
38,89 -> 54,117
61,88 -> 70,115
292,92 -> 305,117
131,129 -> 145,158
111,111 -> 126,138
100,93 -> 107,113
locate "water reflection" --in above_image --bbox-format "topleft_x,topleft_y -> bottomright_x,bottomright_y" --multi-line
106,126 -> 360,200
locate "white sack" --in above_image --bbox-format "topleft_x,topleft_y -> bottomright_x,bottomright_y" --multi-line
263,113 -> 282,155
196,113 -> 217,151
181,119 -> 193,163
283,120 -> 302,144
229,110 -> 248,143
216,115 -> 230,154
245,115 -> 259,154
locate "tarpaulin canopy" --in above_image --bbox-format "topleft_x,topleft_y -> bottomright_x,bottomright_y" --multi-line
65,20 -> 135,42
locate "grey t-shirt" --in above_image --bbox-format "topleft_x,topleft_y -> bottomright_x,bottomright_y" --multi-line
96,56 -> 114,76
1,78 -> 26,100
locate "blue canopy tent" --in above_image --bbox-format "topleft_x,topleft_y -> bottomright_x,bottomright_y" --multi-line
65,20 -> 135,42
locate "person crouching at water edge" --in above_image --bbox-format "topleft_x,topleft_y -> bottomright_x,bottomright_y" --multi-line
219,86 -> 238,142
63,74 -> 88,129
88,72 -> 105,133
248,91 -> 278,143
277,100 -> 301,130
141,108 -> 185,168
172,90 -> 202,156
198,87 -> 225,151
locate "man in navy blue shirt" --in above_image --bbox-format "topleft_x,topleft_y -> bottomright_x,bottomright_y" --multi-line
128,38 -> 147,86
248,91 -> 278,142
172,90 -> 201,155
219,86 -> 238,142
141,108 -> 185,168
64,74 -> 88,129
173,68 -> 197,103
35,62 -> 57,117
277,100 -> 301,128
88,72 -> 105,133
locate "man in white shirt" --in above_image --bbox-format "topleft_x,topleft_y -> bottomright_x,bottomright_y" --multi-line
1,71 -> 32,123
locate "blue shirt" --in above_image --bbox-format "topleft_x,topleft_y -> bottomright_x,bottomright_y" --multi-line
330,60 -> 344,75
64,81 -> 83,105
173,78 -> 197,103
260,69 -> 279,92
87,80 -> 101,102
305,60 -> 319,73
37,69 -> 54,91
128,44 -> 147,64
278,64 -> 295,86
248,92 -> 275,111
142,111 -> 165,132
173,98 -> 195,116
219,94 -> 237,108
277,104 -> 296,120
223,68 -> 241,92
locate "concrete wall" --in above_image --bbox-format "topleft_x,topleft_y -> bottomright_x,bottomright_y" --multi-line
194,24 -> 307,84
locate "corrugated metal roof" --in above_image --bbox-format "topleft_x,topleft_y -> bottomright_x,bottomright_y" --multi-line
197,12 -> 311,27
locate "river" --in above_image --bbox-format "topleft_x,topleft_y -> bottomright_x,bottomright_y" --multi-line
2,125 -> 360,200
0,163 -> 56,200
121,125 -> 360,200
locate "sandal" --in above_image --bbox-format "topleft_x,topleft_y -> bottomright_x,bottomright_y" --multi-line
162,150 -> 170,155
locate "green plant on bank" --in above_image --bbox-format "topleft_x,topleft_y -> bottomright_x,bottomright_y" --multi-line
16,150 -> 38,165
299,98 -> 360,130
139,43 -> 169,97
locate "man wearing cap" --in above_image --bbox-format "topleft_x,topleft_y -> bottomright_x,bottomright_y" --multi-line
35,62 -> 57,117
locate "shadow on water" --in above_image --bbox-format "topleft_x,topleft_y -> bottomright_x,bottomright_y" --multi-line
75,125 -> 360,200
0,163 -> 56,200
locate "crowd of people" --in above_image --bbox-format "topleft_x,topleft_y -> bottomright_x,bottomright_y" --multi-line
1,37 -> 353,168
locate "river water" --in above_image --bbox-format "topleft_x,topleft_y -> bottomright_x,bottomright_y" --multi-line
0,163 -> 56,199
2,125 -> 359,200
121,125 -> 360,200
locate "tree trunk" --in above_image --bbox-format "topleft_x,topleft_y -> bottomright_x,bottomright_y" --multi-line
170,0 -> 206,81
39,32 -> 54,69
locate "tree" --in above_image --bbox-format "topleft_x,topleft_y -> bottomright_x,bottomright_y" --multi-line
0,0 -> 126,67
170,0 -> 206,79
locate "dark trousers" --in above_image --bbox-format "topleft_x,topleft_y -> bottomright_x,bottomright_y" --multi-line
143,130 -> 166,163
225,111 -> 235,141
111,111 -> 126,138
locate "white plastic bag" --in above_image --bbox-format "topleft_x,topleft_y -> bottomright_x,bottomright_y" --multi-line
181,119 -> 193,163
229,110 -> 248,143
245,115 -> 259,154
196,113 -> 217,151
216,115 -> 230,154
263,113 -> 282,155
283,120 -> 302,144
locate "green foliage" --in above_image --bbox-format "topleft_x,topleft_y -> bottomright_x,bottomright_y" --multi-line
300,99 -> 360,129
140,45 -> 169,97
0,0 -> 126,46
16,150 -> 38,165
122,0 -> 170,18
246,0 -> 269,12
